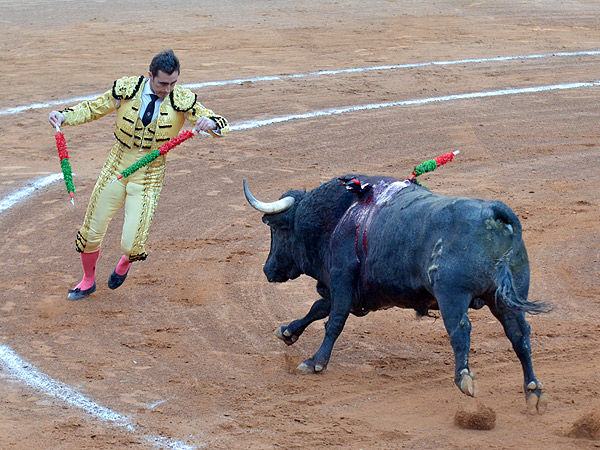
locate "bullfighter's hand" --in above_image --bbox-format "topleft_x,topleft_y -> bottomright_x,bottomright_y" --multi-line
49,111 -> 65,128
194,117 -> 216,134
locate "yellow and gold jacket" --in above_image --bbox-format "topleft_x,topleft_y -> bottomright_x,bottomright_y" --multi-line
61,75 -> 229,150
63,76 -> 229,262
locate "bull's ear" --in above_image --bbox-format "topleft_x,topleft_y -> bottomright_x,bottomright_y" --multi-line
262,213 -> 291,229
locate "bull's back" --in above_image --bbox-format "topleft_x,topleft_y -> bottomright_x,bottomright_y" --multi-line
359,188 -> 525,308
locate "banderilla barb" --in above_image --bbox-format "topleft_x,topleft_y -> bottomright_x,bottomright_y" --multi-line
409,150 -> 460,185
55,125 -> 76,205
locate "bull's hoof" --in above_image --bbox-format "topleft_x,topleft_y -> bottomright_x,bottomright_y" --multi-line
274,326 -> 298,346
459,369 -> 479,397
525,381 -> 548,415
297,359 -> 326,374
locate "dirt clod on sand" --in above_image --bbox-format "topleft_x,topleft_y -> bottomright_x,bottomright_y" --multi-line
568,411 -> 600,440
454,403 -> 496,430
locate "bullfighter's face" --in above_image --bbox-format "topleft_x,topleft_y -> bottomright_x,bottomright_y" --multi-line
148,69 -> 179,99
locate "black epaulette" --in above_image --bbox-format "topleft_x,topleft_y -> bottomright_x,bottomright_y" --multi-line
112,75 -> 144,100
170,85 -> 197,112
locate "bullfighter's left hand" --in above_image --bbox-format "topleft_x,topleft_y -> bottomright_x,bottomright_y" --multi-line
194,117 -> 217,134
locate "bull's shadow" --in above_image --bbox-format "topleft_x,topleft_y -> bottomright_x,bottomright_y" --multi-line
244,174 -> 549,414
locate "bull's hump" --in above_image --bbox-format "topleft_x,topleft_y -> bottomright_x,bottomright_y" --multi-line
372,180 -> 412,207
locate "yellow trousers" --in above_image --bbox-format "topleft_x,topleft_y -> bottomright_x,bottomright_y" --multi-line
76,140 -> 166,262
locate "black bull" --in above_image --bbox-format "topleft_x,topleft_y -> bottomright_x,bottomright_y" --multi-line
244,175 -> 549,413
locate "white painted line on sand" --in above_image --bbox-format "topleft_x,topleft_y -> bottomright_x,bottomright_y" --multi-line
0,173 -> 63,214
0,343 -> 196,450
3,79 -> 600,213
230,80 -> 600,131
2,49 -> 599,116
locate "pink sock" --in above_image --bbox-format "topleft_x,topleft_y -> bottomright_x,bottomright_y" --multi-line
115,254 -> 131,276
74,250 -> 100,290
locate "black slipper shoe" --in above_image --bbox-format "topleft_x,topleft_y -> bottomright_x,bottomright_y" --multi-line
108,268 -> 129,290
67,282 -> 96,301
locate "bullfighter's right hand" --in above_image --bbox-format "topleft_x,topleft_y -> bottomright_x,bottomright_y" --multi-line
49,110 -> 65,128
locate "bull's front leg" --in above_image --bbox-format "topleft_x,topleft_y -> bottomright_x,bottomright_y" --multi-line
297,269 -> 354,373
275,297 -> 331,345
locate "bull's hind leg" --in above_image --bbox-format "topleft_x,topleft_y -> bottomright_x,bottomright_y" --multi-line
436,292 -> 479,397
275,297 -> 330,345
488,303 -> 547,414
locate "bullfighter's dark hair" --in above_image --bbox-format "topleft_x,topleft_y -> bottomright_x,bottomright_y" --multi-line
149,50 -> 180,76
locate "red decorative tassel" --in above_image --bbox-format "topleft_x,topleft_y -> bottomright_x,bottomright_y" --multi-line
56,131 -> 68,160
159,129 -> 195,155
55,128 -> 76,204
434,152 -> 456,166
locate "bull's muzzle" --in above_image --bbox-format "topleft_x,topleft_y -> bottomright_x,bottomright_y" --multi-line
243,179 -> 295,214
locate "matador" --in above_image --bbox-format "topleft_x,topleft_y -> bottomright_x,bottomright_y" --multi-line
48,50 -> 229,301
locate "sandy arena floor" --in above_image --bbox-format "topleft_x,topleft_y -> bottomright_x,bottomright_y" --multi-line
1,1 -> 600,448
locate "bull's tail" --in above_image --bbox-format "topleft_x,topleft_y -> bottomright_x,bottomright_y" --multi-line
494,250 -> 550,314
487,202 -> 550,315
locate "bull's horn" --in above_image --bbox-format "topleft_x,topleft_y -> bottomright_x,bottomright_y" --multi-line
243,178 -> 295,214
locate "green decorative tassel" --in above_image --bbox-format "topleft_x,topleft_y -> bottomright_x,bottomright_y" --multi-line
60,158 -> 76,194
120,149 -> 161,179
412,159 -> 437,177
408,151 -> 460,187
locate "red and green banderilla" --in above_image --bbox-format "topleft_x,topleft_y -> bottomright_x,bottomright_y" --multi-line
409,150 -> 460,185
55,125 -> 76,205
112,129 -> 199,183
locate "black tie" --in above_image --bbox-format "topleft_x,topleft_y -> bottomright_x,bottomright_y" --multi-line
142,94 -> 158,126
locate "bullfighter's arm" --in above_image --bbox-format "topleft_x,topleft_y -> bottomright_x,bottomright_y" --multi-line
187,103 -> 229,137
171,85 -> 229,137
60,90 -> 118,126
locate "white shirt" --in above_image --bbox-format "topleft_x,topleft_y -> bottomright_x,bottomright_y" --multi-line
139,79 -> 163,124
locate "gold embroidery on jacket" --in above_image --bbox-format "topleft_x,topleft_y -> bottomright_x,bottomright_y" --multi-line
112,76 -> 144,100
